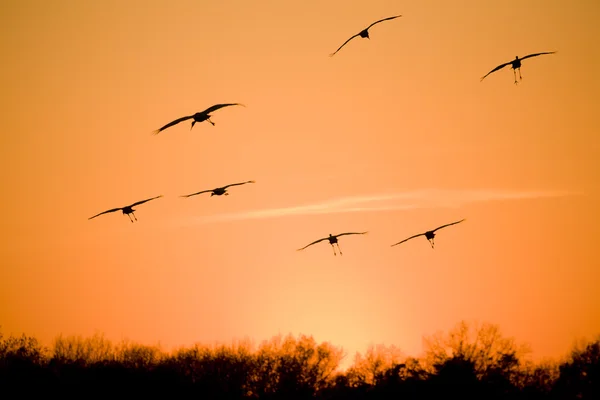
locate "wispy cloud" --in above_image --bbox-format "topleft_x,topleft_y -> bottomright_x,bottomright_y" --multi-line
180,188 -> 578,225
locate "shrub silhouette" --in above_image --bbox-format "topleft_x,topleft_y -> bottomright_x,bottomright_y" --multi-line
0,330 -> 50,395
423,321 -> 529,379
1,322 -> 598,398
345,343 -> 404,387
517,358 -> 560,399
248,333 -> 343,399
52,332 -> 114,365
554,335 -> 600,399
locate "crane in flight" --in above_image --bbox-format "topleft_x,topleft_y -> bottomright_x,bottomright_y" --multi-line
153,103 -> 245,134
180,180 -> 255,198
329,15 -> 402,57
297,232 -> 368,256
391,219 -> 465,249
88,195 -> 163,223
480,52 -> 556,84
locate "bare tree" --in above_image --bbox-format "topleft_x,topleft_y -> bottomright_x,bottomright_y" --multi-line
345,343 -> 405,387
423,320 -> 530,382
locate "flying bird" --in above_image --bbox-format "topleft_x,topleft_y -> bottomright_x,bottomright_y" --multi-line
297,232 -> 368,256
480,52 -> 556,84
180,180 -> 255,198
153,103 -> 245,134
391,219 -> 465,249
329,15 -> 402,57
88,195 -> 163,223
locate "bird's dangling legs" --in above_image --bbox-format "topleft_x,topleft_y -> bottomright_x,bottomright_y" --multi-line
337,243 -> 343,256
429,239 -> 435,249
518,68 -> 523,82
208,118 -> 215,126
331,244 -> 337,256
224,192 -> 229,196
127,214 -> 135,223
513,69 -> 518,85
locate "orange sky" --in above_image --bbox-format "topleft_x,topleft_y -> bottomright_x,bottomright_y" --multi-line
1,0 -> 599,368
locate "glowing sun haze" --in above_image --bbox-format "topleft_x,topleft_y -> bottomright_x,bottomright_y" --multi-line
1,0 -> 599,367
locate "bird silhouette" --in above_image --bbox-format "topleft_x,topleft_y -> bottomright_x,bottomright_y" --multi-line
329,15 -> 402,57
153,103 -> 245,134
391,219 -> 465,249
297,232 -> 368,256
88,195 -> 163,223
180,181 -> 255,198
480,52 -> 556,84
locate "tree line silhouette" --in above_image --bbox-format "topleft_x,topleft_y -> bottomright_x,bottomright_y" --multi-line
1,321 -> 597,399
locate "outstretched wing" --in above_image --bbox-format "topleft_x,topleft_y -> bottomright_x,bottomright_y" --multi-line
202,103 -> 245,115
365,15 -> 402,31
329,33 -> 361,57
335,231 -> 368,238
431,219 -> 465,233
520,51 -> 556,61
180,189 -> 213,198
480,61 -> 512,81
391,233 -> 424,247
330,15 -> 401,57
129,195 -> 163,208
153,115 -> 193,134
88,207 -> 122,220
297,237 -> 329,251
222,180 -> 256,190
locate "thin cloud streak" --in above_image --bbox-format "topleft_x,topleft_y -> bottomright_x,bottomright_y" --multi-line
181,188 -> 579,225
